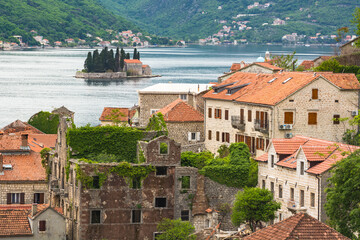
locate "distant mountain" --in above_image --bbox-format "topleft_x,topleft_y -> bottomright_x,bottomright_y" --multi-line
0,0 -> 139,45
99,0 -> 358,42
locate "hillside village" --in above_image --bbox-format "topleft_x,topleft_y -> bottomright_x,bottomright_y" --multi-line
1,38 -> 360,240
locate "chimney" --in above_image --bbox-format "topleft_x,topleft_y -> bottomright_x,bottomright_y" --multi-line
32,203 -> 38,217
0,154 -> 3,172
21,134 -> 28,149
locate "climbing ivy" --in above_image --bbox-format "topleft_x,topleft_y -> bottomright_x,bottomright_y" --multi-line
146,112 -> 168,136
40,148 -> 51,180
28,111 -> 60,134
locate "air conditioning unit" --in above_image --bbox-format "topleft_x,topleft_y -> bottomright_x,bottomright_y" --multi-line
285,124 -> 293,130
351,110 -> 358,117
279,125 -> 285,130
285,133 -> 293,139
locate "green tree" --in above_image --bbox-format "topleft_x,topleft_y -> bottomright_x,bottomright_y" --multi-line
325,150 -> 360,239
108,49 -> 115,72
120,48 -> 125,71
352,7 -> 360,47
84,52 -> 93,72
126,53 -> 130,59
137,52 -> 140,60
181,151 -> 214,169
231,188 -> 281,232
28,111 -> 60,134
92,50 -> 103,73
156,218 -> 196,240
271,51 -> 298,70
133,48 -> 138,59
146,112 -> 168,135
114,47 -> 120,72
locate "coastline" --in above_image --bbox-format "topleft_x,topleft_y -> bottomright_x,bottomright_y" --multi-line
75,71 -> 161,80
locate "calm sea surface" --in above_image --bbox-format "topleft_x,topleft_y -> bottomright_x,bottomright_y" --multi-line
0,45 -> 334,127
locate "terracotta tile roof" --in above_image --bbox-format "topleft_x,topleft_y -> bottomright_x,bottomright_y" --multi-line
276,151 -> 298,169
99,107 -> 131,122
124,59 -> 142,64
255,153 -> 268,162
272,136 -> 309,155
299,60 -> 314,70
252,62 -> 283,71
230,63 -> 242,71
0,151 -> 46,182
203,72 -> 360,106
0,204 -> 64,237
158,99 -> 204,122
142,64 -> 149,68
0,133 -> 56,152
1,120 -> 44,134
244,212 -> 350,240
302,145 -> 337,161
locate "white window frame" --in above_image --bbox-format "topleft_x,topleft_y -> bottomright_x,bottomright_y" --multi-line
179,94 -> 187,101
150,109 -> 159,115
188,132 -> 200,141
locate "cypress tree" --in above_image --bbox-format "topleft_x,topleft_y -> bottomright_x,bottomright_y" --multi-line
84,52 -> 93,72
108,49 -> 115,72
120,48 -> 125,71
133,48 -> 137,59
137,52 -> 140,60
93,49 -> 102,73
115,47 -> 120,72
126,53 -> 130,59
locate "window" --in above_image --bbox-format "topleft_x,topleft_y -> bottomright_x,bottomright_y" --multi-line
308,112 -> 317,125
181,210 -> 190,221
39,220 -> 46,232
279,213 -> 282,221
215,109 -> 222,119
159,142 -> 168,154
150,109 -> 159,115
262,180 -> 265,189
290,188 -> 294,201
191,132 -> 196,140
222,132 -> 230,143
284,112 -> 294,124
248,110 -> 252,122
279,185 -> 283,198
271,155 -> 274,168
34,193 -> 44,204
216,131 -> 220,141
91,210 -> 101,224
310,193 -> 315,207
300,162 -> 305,175
180,94 -> 187,100
312,89 -> 318,99
208,130 -> 212,140
270,182 -> 274,196
335,100 -> 339,103
333,114 -> 340,124
240,109 -> 244,122
132,177 -> 141,189
155,198 -> 167,208
208,108 -> 212,118
92,176 -> 100,189
300,190 -> 305,207
225,110 -> 229,120
181,176 -> 190,189
156,167 -> 167,176
132,210 -> 141,223
8,193 -> 24,204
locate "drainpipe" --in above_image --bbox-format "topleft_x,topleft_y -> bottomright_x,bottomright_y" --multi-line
316,175 -> 321,220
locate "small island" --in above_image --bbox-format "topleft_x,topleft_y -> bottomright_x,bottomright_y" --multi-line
75,47 -> 160,79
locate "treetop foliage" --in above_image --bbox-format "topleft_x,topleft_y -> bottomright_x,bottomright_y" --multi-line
28,111 -> 60,134
156,218 -> 196,240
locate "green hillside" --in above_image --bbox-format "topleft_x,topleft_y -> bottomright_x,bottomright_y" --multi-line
0,0 -> 139,45
99,0 -> 358,42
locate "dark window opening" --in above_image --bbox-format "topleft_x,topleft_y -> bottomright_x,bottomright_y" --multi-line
300,162 -> 305,175
132,209 -> 141,223
333,114 -> 340,124
262,180 -> 265,189
290,188 -> 294,201
181,210 -> 190,221
91,210 -> 101,224
39,220 -> 46,232
181,176 -> 190,189
34,193 -> 44,204
279,185 -> 283,198
92,176 -> 100,189
156,166 -> 167,176
132,177 -> 141,189
155,198 -> 167,208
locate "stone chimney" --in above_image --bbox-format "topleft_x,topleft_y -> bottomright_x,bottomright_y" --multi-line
21,134 -> 28,149
32,203 -> 38,217
192,174 -> 209,216
0,153 -> 3,172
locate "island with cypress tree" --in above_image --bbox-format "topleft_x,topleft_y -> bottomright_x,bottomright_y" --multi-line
76,47 -> 159,79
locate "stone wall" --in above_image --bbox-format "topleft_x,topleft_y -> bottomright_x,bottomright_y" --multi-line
75,72 -> 126,79
167,122 -> 204,146
125,63 -> 143,76
0,182 -> 48,204
320,171 -> 332,222
181,143 -> 206,153
29,208 -> 66,240
341,41 -> 360,56
142,66 -> 152,76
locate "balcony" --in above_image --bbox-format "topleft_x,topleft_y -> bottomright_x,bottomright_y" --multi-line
254,119 -> 269,134
287,200 -> 307,213
231,116 -> 245,131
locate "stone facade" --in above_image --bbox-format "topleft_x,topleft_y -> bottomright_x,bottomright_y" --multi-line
205,76 -> 358,156
167,122 -> 204,146
29,208 -> 66,240
0,182 -> 48,205
142,65 -> 152,76
340,37 -> 360,56
125,62 -> 143,76
75,72 -> 127,79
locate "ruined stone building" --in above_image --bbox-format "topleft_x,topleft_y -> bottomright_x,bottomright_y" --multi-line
203,71 -> 360,156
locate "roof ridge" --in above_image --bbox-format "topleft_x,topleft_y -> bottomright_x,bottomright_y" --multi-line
285,213 -> 306,239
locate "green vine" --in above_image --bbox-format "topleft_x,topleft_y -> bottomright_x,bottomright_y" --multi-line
40,148 -> 51,181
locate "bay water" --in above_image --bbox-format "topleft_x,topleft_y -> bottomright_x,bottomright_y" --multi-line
0,45 -> 334,127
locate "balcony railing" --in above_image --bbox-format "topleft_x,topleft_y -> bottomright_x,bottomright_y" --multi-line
254,119 -> 269,134
231,116 -> 245,131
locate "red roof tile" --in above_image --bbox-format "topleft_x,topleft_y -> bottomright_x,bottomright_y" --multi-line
244,212 -> 350,240
0,133 -> 56,152
124,59 -> 142,64
252,62 -> 283,71
299,60 -> 314,70
158,99 -> 204,122
272,136 -> 309,155
203,72 -> 360,106
230,63 -> 242,72
1,120 -> 44,134
276,151 -> 298,169
256,153 -> 268,162
99,107 -> 131,122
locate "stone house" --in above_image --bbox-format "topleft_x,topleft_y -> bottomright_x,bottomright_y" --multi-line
203,71 -> 360,156
157,98 -> 205,147
313,56 -> 333,67
142,65 -> 152,75
255,135 -> 358,224
244,212 -> 349,240
124,59 -> 143,76
340,36 -> 360,56
219,62 -> 282,83
99,106 -> 139,126
138,83 -> 213,127
0,204 -> 65,239
0,125 -> 57,205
